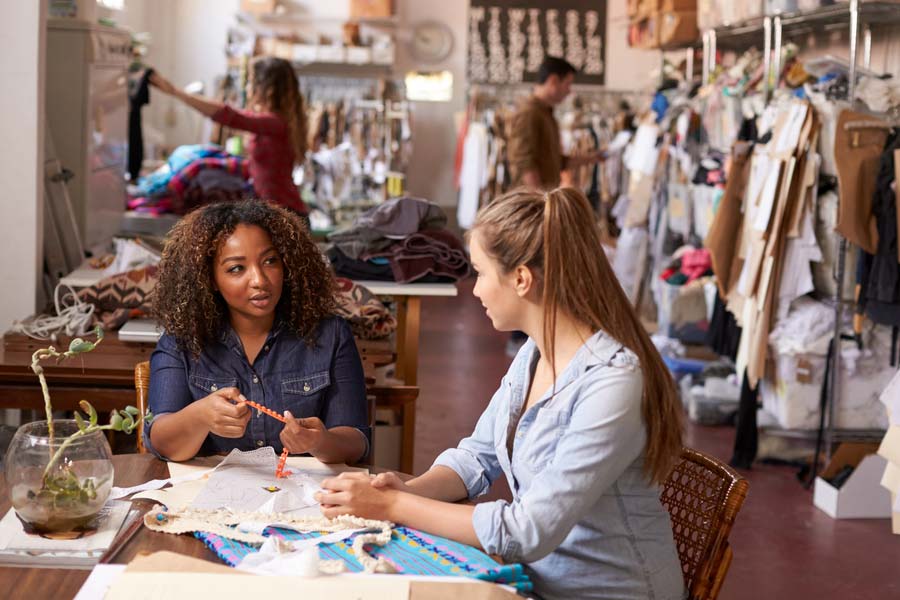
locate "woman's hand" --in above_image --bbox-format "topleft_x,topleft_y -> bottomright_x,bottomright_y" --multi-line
279,412 -> 326,455
371,471 -> 414,494
316,472 -> 396,520
149,71 -> 178,96
199,387 -> 250,438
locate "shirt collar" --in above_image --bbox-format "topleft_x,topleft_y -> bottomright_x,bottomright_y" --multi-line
219,317 -> 286,354
511,329 -> 627,403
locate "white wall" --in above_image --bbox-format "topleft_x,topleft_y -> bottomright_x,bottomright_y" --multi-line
0,3 -> 45,330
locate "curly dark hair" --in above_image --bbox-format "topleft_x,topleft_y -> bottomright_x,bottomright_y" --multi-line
153,200 -> 335,356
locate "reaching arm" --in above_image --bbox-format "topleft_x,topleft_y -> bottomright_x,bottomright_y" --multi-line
149,72 -> 223,118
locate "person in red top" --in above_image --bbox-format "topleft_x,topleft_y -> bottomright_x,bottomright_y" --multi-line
149,57 -> 309,215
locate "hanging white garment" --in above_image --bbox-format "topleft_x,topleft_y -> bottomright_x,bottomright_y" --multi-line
457,122 -> 489,230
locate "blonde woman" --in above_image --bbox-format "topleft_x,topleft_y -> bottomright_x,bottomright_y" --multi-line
317,187 -> 686,599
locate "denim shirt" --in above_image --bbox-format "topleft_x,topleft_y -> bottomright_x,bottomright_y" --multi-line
434,331 -> 685,600
145,316 -> 369,460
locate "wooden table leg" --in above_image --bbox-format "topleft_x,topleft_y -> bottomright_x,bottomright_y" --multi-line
394,296 -> 421,386
401,398 -> 416,474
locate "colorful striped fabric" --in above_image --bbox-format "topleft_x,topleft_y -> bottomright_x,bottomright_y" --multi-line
195,525 -> 532,592
166,157 -> 249,196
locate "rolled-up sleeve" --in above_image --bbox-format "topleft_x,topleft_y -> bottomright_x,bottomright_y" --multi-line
471,366 -> 646,562
432,381 -> 505,499
322,318 -> 370,459
144,334 -> 193,459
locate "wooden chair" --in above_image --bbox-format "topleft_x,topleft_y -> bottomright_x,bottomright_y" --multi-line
660,447 -> 749,600
134,361 -> 150,454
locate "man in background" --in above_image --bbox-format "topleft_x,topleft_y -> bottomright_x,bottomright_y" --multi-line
505,56 -> 605,356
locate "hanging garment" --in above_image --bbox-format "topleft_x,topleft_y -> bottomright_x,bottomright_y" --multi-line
457,122 -> 489,230
860,131 -> 900,326
834,110 -> 889,254
127,68 -> 154,182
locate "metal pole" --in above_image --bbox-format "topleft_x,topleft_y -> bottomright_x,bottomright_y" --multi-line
827,0 -> 860,462
763,16 -> 772,102
686,46 -> 694,83
863,25 -> 872,70
702,31 -> 710,84
773,15 -> 783,92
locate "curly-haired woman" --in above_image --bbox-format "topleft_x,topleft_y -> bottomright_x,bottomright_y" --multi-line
145,200 -> 368,463
149,57 -> 309,215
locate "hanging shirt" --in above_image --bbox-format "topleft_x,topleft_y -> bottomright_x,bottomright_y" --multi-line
212,105 -> 307,214
457,121 -> 489,230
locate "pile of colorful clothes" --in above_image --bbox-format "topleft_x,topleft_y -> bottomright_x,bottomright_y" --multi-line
326,197 -> 471,284
659,247 -> 713,286
128,144 -> 251,215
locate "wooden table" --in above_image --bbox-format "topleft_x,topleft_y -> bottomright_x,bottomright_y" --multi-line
350,281 -> 457,386
0,454 -> 211,597
0,454 -> 408,598
0,334 -> 155,414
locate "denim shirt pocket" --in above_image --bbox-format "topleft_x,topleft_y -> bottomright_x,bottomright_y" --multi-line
522,408 -> 567,471
281,370 -> 331,417
188,374 -> 238,398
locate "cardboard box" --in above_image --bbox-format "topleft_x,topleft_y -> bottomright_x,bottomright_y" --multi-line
657,10 -> 700,49
813,443 -> 894,519
350,0 -> 393,19
241,0 -> 277,15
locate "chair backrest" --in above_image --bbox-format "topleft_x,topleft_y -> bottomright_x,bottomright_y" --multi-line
660,447 -> 748,600
134,361 -> 151,454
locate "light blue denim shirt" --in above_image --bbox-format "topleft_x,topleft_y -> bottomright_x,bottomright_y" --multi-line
434,331 -> 685,600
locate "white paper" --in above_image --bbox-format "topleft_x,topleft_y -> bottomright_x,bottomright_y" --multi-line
190,448 -> 323,514
0,501 -> 130,553
74,564 -> 127,600
109,465 -> 218,500
881,371 -> 900,427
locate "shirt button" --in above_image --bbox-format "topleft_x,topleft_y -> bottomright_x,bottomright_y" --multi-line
256,440 -> 264,447
264,345 -> 270,352
303,383 -> 311,392
252,376 -> 259,383
210,385 -> 218,391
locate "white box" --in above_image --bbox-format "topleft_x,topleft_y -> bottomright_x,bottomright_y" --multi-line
291,44 -> 318,63
813,445 -> 893,519
346,46 -> 373,65
371,41 -> 395,65
316,45 -> 346,63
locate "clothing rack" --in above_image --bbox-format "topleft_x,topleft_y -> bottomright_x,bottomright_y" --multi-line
696,0 -> 900,470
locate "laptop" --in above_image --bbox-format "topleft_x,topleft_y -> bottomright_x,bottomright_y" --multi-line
118,319 -> 162,343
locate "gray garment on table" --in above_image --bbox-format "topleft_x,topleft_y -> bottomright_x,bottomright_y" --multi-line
328,196 -> 447,259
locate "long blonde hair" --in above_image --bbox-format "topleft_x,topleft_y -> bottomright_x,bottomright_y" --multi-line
472,187 -> 683,483
250,56 -> 308,164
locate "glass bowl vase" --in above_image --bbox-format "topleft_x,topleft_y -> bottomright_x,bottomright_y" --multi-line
4,420 -> 114,533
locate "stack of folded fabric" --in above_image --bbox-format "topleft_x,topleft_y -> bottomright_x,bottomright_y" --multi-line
326,197 -> 470,284
128,144 -> 250,215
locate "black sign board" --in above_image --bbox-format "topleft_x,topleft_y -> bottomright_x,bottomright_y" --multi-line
468,1 -> 607,86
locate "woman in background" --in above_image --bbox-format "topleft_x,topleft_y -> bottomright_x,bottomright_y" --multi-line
150,56 -> 309,216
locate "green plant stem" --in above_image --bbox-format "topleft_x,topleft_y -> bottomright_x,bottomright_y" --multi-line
30,348 -> 60,444
40,424 -> 114,485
